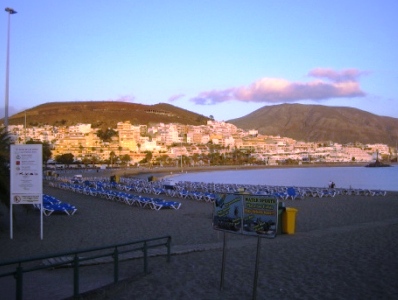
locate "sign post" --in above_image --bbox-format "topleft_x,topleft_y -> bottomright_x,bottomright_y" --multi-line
10,144 -> 43,239
213,191 -> 279,298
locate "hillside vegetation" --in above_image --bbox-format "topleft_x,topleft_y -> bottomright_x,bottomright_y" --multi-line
228,104 -> 398,146
8,101 -> 210,129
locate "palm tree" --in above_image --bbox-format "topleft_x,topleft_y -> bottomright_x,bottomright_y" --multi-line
109,151 -> 116,167
0,128 -> 11,208
192,153 -> 200,166
120,154 -> 131,166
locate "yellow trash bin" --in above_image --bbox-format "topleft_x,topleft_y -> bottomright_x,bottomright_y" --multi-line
282,207 -> 298,234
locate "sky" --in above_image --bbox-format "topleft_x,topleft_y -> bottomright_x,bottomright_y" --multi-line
0,1 -> 397,122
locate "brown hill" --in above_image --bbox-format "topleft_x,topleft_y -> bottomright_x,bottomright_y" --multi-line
7,102 -> 398,147
228,104 -> 398,146
8,101 -> 210,129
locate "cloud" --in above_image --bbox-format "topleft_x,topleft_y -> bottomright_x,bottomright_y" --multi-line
308,68 -> 367,82
112,95 -> 136,102
190,89 -> 235,105
168,93 -> 185,102
190,68 -> 366,105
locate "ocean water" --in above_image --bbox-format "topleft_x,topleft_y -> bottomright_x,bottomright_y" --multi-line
170,166 -> 398,191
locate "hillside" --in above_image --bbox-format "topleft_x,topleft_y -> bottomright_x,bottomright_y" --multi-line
8,101 -> 210,129
228,104 -> 398,146
6,101 -> 398,147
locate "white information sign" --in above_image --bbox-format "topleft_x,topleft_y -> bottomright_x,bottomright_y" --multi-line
10,144 -> 43,239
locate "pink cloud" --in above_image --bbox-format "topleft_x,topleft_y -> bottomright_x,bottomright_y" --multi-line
190,89 -> 235,105
190,68 -> 366,105
168,93 -> 185,102
308,68 -> 367,82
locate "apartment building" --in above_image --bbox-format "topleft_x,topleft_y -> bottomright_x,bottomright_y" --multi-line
6,120 -> 392,165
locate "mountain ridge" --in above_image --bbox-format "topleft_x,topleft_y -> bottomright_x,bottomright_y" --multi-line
8,101 -> 210,129
6,101 -> 398,146
227,103 -> 398,146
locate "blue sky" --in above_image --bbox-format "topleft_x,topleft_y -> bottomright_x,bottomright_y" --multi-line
1,1 -> 397,122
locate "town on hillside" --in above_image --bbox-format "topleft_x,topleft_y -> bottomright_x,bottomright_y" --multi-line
7,120 -> 395,168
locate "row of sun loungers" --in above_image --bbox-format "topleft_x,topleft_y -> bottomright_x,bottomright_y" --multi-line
112,177 -> 384,199
52,181 -> 181,210
48,176 -> 388,207
115,179 -> 218,203
33,194 -> 77,216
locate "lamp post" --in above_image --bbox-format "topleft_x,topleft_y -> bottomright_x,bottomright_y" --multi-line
4,7 -> 17,130
180,141 -> 183,172
180,154 -> 183,172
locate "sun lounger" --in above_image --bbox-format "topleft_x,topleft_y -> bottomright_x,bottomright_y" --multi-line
370,190 -> 387,196
316,189 -> 337,198
273,191 -> 288,200
151,198 -> 181,210
286,187 -> 304,200
152,187 -> 166,195
135,196 -> 154,208
178,190 -> 189,198
35,195 -> 77,216
204,192 -> 216,202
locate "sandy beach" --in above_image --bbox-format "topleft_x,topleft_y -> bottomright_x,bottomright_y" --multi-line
1,169 -> 398,299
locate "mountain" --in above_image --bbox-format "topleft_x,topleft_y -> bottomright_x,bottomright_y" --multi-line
7,101 -> 398,146
227,104 -> 398,146
8,101 -> 210,129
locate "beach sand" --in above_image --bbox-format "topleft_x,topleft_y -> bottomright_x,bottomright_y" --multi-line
1,171 -> 398,299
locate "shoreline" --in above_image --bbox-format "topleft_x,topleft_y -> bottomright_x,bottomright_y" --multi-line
107,163 -> 397,192
53,161 -> 396,179
51,162 -> 398,192
107,162 -> 373,179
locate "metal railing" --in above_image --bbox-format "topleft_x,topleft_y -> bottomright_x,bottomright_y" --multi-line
0,235 -> 172,300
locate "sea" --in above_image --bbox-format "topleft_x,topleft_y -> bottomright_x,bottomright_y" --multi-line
169,166 -> 398,192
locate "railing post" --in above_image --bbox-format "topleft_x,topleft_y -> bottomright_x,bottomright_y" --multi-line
166,236 -> 171,263
15,265 -> 23,300
73,253 -> 80,298
113,247 -> 119,283
143,241 -> 148,274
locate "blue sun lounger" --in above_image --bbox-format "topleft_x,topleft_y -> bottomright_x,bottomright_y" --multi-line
35,195 -> 77,216
151,198 -> 181,210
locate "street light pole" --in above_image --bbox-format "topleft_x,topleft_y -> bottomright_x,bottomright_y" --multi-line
180,141 -> 183,172
4,7 -> 17,131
